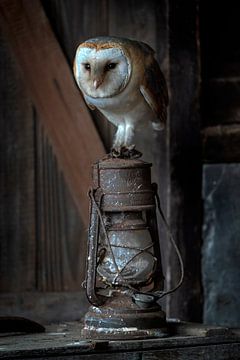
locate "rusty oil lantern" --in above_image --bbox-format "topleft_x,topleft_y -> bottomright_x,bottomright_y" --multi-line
81,157 -> 183,339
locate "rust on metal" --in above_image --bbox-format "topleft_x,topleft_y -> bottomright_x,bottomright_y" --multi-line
83,157 -> 167,339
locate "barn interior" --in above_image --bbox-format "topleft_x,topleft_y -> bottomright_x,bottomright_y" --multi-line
0,0 -> 239,358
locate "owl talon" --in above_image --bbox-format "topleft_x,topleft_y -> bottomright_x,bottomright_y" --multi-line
111,148 -> 122,158
110,147 -> 142,159
122,147 -> 142,159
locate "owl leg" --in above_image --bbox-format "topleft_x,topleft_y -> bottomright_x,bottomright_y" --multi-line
122,123 -> 142,158
124,123 -> 135,148
112,124 -> 142,158
112,124 -> 125,153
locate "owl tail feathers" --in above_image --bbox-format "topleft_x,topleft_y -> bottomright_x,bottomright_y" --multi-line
152,122 -> 165,131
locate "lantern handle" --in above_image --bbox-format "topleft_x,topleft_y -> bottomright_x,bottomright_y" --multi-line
88,189 -> 126,286
152,183 -> 185,299
85,188 -> 106,306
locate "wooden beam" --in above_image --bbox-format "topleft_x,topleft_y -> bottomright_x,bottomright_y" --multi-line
202,79 -> 240,127
168,0 -> 202,321
0,320 -> 240,359
0,0 -> 105,227
202,124 -> 240,163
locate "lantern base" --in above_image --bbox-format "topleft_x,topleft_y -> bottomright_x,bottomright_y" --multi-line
81,295 -> 168,340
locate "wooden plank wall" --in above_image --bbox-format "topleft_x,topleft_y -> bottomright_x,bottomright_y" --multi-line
0,0 -> 202,323
168,0 -> 202,321
0,0 -> 105,224
0,33 -> 36,293
0,1 -> 93,323
43,0 -> 202,322
42,0 -> 113,150
201,1 -> 240,162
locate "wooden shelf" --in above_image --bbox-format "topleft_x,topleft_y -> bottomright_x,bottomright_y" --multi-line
0,321 -> 239,359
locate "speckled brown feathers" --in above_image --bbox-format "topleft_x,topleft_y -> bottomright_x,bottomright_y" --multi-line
141,55 -> 169,125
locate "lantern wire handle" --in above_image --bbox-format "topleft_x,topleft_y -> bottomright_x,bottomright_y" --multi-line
89,189 -> 125,285
153,190 -> 185,299
89,187 -> 184,300
89,189 -> 155,289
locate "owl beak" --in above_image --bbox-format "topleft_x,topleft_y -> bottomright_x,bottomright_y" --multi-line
93,78 -> 103,89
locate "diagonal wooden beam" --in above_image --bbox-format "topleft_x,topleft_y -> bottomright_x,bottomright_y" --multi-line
0,0 -> 105,227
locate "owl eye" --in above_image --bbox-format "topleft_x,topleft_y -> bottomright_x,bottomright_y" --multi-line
105,63 -> 117,71
84,63 -> 91,71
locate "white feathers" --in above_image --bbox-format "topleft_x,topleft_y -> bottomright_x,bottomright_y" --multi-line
74,47 -> 131,99
113,122 -> 135,148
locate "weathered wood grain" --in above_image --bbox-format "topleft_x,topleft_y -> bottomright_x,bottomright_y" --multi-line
35,121 -> 87,291
202,164 -> 240,327
0,32 -> 36,292
42,0 -> 109,64
200,0 -> 240,328
0,292 -> 89,324
0,33 -> 88,316
200,1 -> 240,79
83,345 -> 239,360
0,0 -> 103,320
168,320 -> 230,337
168,0 -> 202,321
0,0 -> 105,226
42,0 -> 114,151
202,79 -> 240,127
0,321 -> 239,359
202,125 -> 240,163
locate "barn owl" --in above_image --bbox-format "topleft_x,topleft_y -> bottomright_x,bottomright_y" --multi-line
73,36 -> 168,157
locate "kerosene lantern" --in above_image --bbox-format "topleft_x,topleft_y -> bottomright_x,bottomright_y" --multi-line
82,156 -> 174,339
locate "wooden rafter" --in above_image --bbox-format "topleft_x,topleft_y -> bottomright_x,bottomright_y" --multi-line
0,0 -> 105,226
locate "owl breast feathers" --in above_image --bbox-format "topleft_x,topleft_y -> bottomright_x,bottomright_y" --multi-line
73,36 -> 168,153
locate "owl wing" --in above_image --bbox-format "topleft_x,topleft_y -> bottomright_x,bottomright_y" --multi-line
140,56 -> 168,128
85,100 -> 96,111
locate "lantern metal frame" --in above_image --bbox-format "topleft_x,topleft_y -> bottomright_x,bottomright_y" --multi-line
82,157 -> 184,339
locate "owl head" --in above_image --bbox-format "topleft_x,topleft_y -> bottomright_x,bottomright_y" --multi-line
73,37 -> 134,99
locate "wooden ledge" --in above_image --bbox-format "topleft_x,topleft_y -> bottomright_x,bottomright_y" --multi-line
0,320 -> 239,359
